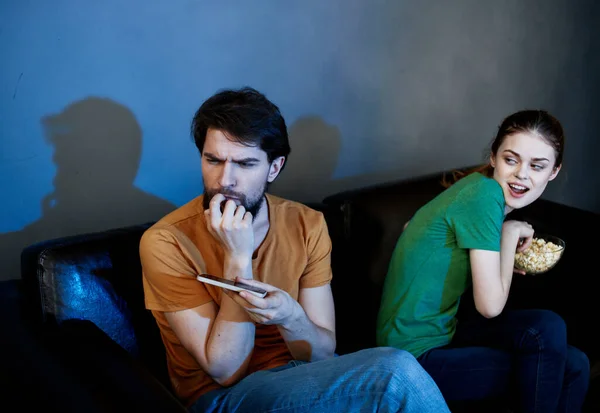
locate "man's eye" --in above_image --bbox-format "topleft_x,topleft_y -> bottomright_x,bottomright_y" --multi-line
206,159 -> 219,164
531,164 -> 544,171
239,162 -> 254,168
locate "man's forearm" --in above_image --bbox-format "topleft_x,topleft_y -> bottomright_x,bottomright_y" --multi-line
205,256 -> 255,386
278,304 -> 336,362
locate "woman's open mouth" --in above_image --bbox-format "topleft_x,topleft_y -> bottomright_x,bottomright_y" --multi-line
508,182 -> 530,198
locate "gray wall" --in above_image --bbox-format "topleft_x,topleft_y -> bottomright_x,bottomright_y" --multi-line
1,0 -> 599,281
272,1 -> 600,206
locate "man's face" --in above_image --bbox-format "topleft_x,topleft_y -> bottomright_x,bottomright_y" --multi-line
491,131 -> 560,213
201,128 -> 283,217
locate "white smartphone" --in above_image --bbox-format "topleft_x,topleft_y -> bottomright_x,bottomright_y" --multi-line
196,274 -> 268,298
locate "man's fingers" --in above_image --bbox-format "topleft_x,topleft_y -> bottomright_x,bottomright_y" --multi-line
225,290 -> 272,321
208,195 -> 226,228
222,286 -> 269,309
209,194 -> 226,215
204,209 -> 213,226
224,289 -> 251,307
238,291 -> 270,309
233,205 -> 247,224
220,200 -> 237,228
235,277 -> 278,293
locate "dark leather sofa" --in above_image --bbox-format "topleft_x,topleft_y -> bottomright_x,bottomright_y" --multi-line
1,167 -> 598,412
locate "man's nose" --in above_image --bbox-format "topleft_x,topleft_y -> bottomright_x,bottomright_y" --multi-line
218,162 -> 236,188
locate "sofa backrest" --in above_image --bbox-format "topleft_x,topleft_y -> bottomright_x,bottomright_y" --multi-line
19,168 -> 599,379
20,222 -> 170,388
322,169 -> 449,354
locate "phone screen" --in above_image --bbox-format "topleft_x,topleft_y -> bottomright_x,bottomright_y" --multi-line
199,274 -> 267,295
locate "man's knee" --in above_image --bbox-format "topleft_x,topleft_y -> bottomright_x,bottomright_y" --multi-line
349,348 -> 447,410
361,346 -> 416,363
362,347 -> 429,380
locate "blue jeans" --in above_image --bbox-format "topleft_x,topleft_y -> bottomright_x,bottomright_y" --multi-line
417,309 -> 590,413
190,347 -> 450,413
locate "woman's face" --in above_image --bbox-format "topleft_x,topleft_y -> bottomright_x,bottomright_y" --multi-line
491,131 -> 561,213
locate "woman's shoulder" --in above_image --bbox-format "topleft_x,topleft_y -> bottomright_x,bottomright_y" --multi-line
441,172 -> 505,216
456,172 -> 503,197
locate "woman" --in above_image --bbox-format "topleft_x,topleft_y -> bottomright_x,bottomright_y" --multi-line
376,110 -> 589,412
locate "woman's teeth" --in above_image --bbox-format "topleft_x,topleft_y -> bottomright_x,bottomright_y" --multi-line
509,183 -> 529,194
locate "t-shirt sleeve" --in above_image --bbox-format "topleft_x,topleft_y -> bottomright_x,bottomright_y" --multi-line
448,178 -> 505,252
299,213 -> 333,289
140,227 -> 213,312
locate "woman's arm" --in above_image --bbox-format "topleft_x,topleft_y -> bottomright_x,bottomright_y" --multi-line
470,220 -> 533,318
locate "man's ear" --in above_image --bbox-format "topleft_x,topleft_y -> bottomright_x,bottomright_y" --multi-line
267,156 -> 286,183
548,164 -> 562,181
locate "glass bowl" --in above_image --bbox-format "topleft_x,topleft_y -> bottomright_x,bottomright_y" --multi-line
514,233 -> 566,275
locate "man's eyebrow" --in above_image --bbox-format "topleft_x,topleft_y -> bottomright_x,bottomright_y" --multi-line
502,149 -> 549,162
232,157 -> 260,164
203,153 -> 260,163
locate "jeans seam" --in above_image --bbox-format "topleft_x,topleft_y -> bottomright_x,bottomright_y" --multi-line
261,391 -> 390,413
524,327 -> 544,413
561,377 -> 572,412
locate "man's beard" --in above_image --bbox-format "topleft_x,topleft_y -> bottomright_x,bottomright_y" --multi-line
202,184 -> 267,219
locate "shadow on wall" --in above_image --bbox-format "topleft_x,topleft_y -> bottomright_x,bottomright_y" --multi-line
270,116 -> 342,204
0,97 -> 176,281
271,115 -> 462,205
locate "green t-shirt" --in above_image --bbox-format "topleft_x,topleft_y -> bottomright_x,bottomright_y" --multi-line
376,172 -> 505,358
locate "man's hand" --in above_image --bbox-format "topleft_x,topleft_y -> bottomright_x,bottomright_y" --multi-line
226,278 -> 336,362
224,278 -> 300,327
205,194 -> 254,262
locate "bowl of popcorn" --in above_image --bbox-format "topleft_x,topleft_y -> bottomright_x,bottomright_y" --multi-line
514,234 -> 565,275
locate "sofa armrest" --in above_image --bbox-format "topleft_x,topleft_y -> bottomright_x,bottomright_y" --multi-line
2,277 -> 187,412
53,319 -> 187,412
2,280 -> 130,412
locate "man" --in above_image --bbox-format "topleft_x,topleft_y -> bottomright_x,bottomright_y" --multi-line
140,87 -> 449,412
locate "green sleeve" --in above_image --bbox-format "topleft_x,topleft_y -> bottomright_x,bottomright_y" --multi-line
447,178 -> 505,252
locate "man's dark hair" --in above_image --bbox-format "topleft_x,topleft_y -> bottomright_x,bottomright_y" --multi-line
191,87 -> 291,167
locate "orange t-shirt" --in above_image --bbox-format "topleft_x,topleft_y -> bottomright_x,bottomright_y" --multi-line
139,193 -> 333,406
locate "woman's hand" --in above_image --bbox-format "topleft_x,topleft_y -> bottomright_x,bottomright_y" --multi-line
503,220 -> 534,275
